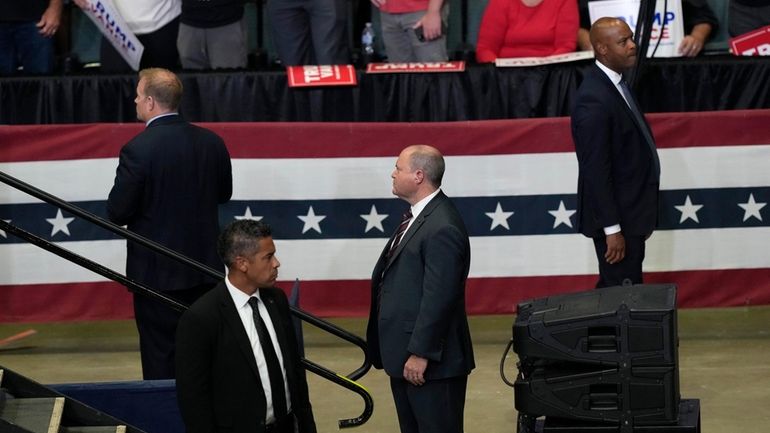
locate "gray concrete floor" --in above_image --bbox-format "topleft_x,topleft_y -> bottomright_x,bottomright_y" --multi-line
1,306 -> 769,433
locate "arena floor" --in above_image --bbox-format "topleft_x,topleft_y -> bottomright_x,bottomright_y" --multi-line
1,306 -> 769,433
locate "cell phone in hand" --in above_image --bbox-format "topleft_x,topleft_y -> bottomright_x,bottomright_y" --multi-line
414,27 -> 426,42
414,24 -> 447,42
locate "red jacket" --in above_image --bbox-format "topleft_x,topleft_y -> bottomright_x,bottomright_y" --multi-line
476,0 -> 579,62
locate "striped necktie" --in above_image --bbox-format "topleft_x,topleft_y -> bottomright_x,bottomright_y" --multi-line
386,209 -> 413,262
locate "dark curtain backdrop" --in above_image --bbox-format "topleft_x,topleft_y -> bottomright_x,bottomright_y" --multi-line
1,56 -> 769,124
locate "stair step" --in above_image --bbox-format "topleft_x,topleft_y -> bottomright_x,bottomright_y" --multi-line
60,426 -> 127,433
0,397 -> 65,433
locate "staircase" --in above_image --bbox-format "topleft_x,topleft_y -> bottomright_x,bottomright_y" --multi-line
0,367 -> 142,433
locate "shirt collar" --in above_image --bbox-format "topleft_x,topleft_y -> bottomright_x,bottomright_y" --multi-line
225,275 -> 261,309
145,112 -> 178,126
411,188 -> 441,219
595,60 -> 623,86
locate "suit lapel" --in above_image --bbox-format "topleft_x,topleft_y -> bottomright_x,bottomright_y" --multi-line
218,285 -> 262,380
383,192 -> 446,272
593,67 -> 652,138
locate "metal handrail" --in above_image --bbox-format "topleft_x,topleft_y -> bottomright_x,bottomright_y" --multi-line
0,170 -> 373,427
0,170 -> 370,379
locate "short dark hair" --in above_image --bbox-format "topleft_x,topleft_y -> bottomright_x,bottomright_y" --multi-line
217,220 -> 273,267
139,68 -> 183,110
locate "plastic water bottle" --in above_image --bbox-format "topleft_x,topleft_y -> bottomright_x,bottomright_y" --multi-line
362,22 -> 375,56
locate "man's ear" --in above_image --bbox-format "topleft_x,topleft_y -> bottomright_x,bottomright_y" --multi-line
414,169 -> 425,185
235,256 -> 248,272
595,42 -> 608,56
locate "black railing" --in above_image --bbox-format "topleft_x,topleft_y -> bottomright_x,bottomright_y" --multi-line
0,170 -> 373,427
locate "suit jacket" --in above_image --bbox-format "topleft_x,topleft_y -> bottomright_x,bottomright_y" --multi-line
175,282 -> 316,433
366,191 -> 475,380
107,114 -> 232,292
571,65 -> 660,238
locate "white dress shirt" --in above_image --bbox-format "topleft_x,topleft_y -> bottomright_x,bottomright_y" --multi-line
225,277 -> 292,423
145,112 -> 178,126
405,188 -> 441,234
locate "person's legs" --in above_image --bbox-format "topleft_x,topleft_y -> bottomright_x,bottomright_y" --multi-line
0,23 -> 18,75
379,11 -> 415,62
268,0 -> 313,65
206,17 -> 248,69
309,0 -> 349,64
133,293 -> 179,379
139,17 -> 180,70
390,376 -> 467,433
405,6 -> 449,62
177,22 -> 209,70
14,21 -> 54,74
593,235 -> 645,288
132,283 -> 212,379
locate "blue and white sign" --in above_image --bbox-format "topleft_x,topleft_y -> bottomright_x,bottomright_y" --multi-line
81,0 -> 144,70
588,0 -> 685,57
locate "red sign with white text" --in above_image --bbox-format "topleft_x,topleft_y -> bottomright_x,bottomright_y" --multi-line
730,25 -> 770,56
286,65 -> 358,87
366,61 -> 466,74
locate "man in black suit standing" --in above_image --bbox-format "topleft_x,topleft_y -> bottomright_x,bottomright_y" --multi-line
366,145 -> 475,433
571,17 -> 661,288
107,68 -> 232,379
175,220 -> 316,433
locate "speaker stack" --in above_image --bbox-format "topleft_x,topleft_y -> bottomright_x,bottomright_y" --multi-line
512,284 -> 701,433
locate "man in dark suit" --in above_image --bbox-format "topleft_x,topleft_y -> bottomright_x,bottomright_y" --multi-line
366,145 -> 475,433
175,220 -> 316,433
571,17 -> 661,288
107,68 -> 232,379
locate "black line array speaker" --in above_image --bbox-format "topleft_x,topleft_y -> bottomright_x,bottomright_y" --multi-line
512,284 -> 689,432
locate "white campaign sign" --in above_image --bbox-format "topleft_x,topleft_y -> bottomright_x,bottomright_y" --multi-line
81,0 -> 144,70
588,0 -> 685,57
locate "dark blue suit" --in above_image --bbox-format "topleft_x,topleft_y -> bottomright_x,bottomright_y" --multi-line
107,114 -> 232,378
367,191 -> 475,433
571,65 -> 660,287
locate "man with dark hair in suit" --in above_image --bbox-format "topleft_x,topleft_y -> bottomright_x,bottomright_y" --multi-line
175,220 -> 316,433
571,17 -> 661,288
366,144 -> 475,433
107,67 -> 232,379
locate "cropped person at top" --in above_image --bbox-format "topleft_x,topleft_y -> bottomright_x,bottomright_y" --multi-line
73,0 -> 181,72
729,0 -> 770,37
371,0 -> 450,62
475,0 -> 578,62
576,0 -> 719,57
0,0 -> 61,75
177,0 -> 248,70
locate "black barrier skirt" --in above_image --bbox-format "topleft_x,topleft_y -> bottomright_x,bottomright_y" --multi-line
1,56 -> 769,124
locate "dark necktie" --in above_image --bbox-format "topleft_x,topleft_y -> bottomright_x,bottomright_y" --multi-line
619,78 -> 661,179
247,297 -> 288,420
386,209 -> 413,262
377,210 -> 413,312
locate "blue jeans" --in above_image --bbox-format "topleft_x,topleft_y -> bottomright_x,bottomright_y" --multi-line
0,21 -> 54,75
